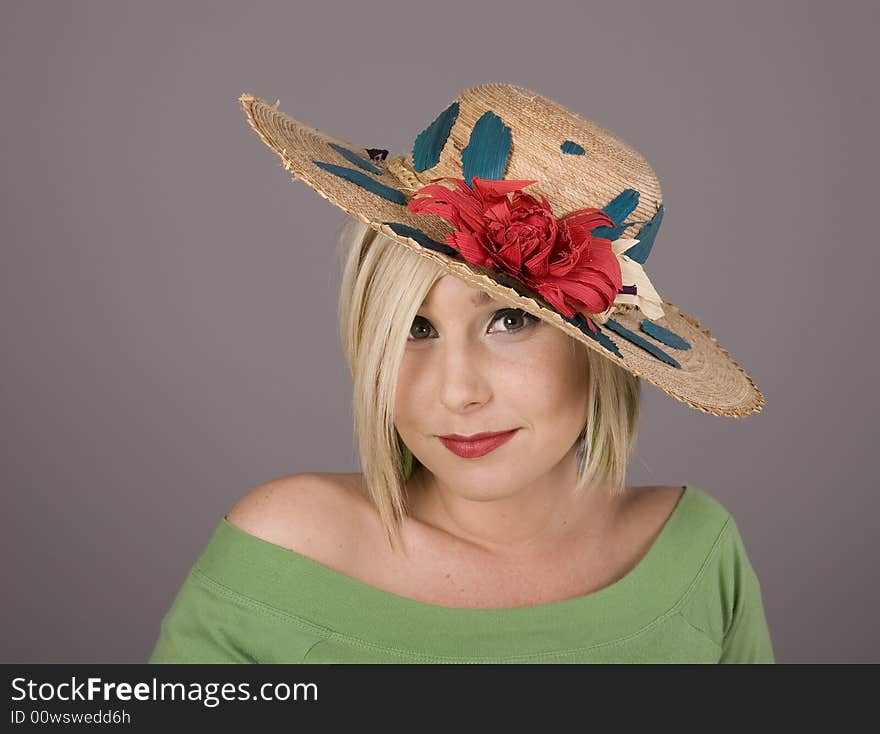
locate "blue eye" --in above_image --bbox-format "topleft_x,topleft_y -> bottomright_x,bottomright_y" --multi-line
408,309 -> 540,341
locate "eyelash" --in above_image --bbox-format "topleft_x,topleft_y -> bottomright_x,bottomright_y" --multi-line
407,308 -> 540,341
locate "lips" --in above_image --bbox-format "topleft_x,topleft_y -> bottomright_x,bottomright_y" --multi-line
438,428 -> 519,459
439,429 -> 515,441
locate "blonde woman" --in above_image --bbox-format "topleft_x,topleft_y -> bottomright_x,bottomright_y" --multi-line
148,85 -> 774,663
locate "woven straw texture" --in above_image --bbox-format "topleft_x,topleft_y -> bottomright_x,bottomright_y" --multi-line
238,83 -> 764,418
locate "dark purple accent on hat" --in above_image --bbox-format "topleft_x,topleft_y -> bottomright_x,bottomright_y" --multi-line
327,142 -> 383,174
619,285 -> 637,295
366,148 -> 388,162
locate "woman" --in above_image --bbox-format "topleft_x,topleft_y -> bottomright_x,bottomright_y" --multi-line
148,83 -> 774,663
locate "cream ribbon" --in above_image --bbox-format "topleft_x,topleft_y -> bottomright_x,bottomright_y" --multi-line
598,237 -> 665,321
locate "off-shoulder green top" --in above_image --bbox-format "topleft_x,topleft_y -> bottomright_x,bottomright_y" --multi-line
148,485 -> 775,663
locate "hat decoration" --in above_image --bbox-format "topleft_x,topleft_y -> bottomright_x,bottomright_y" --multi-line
312,102 -> 676,356
239,84 -> 765,417
406,175 -> 665,335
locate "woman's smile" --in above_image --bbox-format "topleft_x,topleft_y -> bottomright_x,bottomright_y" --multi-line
438,428 -> 521,459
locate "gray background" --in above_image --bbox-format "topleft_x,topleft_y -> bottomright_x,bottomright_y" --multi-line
2,0 -> 877,663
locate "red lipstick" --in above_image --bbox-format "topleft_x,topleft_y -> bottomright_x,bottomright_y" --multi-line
438,429 -> 520,459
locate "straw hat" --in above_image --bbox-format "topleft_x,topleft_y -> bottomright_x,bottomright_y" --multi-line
238,82 -> 763,418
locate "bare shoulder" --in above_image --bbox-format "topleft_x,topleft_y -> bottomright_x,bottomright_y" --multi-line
616,484 -> 687,543
626,484 -> 687,516
620,483 -> 685,507
225,472 -> 368,566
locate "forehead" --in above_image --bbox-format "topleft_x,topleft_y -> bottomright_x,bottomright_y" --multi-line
422,275 -> 497,308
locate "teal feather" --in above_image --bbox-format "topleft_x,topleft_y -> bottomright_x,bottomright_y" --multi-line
412,103 -> 459,172
604,318 -> 680,367
622,205 -> 664,265
461,111 -> 512,187
312,161 -> 406,205
383,222 -> 459,258
594,189 -> 641,239
640,319 -> 691,350
565,314 -> 622,357
328,142 -> 382,174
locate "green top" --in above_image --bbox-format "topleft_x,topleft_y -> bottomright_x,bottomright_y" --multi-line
148,485 -> 775,663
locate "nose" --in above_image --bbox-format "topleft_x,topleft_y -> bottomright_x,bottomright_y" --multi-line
436,339 -> 493,413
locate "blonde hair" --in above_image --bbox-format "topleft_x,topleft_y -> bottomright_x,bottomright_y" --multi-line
336,217 -> 642,553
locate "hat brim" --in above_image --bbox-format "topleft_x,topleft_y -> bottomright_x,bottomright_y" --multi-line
239,93 -> 764,418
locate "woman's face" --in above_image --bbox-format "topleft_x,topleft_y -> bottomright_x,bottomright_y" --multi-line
395,274 -> 590,502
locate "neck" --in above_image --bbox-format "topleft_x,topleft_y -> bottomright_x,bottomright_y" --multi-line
404,447 -> 615,563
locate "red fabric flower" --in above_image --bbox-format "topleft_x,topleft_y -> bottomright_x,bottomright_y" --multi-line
407,176 -> 622,330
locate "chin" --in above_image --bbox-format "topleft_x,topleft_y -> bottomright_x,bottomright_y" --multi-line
438,461 -> 530,493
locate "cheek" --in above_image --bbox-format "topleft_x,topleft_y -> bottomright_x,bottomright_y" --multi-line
516,340 -> 588,417
394,361 -> 427,429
